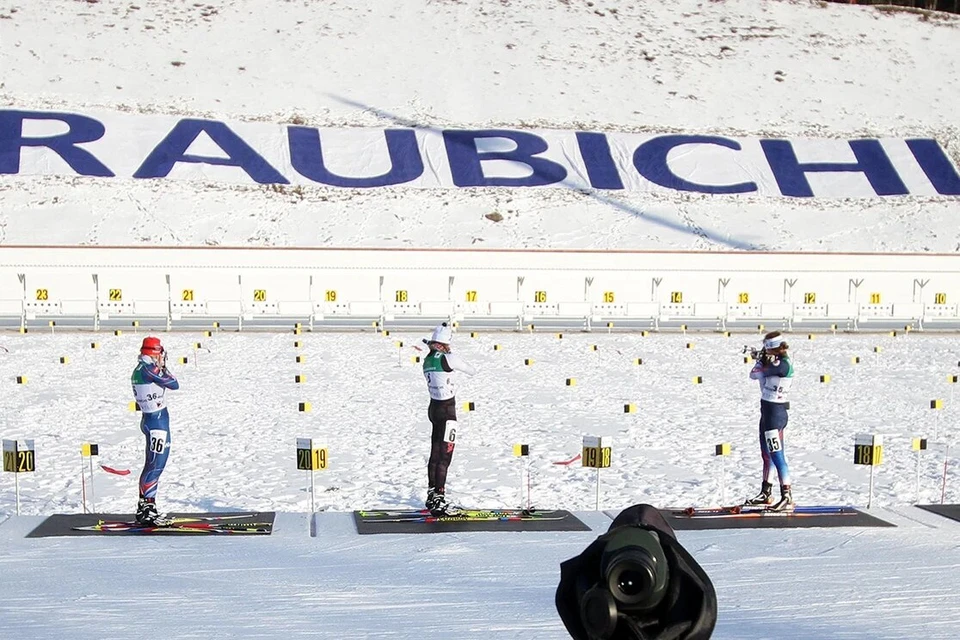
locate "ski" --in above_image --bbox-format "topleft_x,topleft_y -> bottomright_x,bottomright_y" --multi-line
362,512 -> 570,524
677,505 -> 853,518
358,508 -> 540,519
357,508 -> 569,523
72,513 -> 273,534
75,521 -> 272,534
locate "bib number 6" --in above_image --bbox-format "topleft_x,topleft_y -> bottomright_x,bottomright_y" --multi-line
443,420 -> 457,444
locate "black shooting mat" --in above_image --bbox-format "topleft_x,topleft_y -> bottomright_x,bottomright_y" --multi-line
661,507 -> 895,531
26,512 -> 276,537
916,504 -> 960,524
353,509 -> 591,534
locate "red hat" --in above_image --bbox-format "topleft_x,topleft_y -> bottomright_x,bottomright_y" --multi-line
140,336 -> 163,356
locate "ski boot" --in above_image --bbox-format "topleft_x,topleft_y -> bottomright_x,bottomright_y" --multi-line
135,496 -> 161,525
769,485 -> 795,512
744,481 -> 773,506
425,487 -> 442,511
425,488 -> 461,516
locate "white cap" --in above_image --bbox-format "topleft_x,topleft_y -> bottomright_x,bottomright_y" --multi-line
430,323 -> 453,344
763,336 -> 786,350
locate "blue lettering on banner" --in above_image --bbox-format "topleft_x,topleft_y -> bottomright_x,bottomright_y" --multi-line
133,119 -> 288,184
288,127 -> 424,187
0,110 -> 115,177
906,139 -> 960,196
575,132 -> 625,190
633,135 -> 757,194
760,139 -> 908,198
2,109 -> 959,198
443,130 -> 568,187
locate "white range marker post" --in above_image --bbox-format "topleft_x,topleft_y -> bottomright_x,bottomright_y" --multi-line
3,439 -> 36,515
582,435 -> 612,510
930,399 -> 944,440
80,443 -> 100,513
296,438 -> 328,513
912,438 -> 928,504
854,433 -> 883,509
942,444 -> 951,505
715,443 -> 731,505
513,444 -> 530,509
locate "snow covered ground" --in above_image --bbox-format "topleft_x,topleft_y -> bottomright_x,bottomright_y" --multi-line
1,329 -> 960,638
2,330 -> 959,516
2,0 -> 960,638
1,0 -> 959,251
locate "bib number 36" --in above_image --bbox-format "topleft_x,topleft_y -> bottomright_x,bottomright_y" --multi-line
149,429 -> 168,455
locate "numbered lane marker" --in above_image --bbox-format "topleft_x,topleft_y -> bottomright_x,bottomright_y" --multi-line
3,439 -> 36,473
296,439 -> 328,471
581,436 -> 612,469
854,434 -> 883,466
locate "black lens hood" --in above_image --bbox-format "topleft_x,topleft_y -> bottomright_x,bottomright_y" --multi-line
556,504 -> 718,640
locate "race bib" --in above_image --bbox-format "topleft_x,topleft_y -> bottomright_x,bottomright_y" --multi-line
443,420 -> 457,444
764,429 -> 782,454
149,429 -> 168,455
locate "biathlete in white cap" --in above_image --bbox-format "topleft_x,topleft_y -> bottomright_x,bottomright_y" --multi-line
744,331 -> 795,511
421,323 -> 477,515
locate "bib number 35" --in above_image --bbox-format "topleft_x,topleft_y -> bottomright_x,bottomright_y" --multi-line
764,429 -> 782,454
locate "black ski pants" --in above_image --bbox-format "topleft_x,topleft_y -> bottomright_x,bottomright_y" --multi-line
427,397 -> 458,491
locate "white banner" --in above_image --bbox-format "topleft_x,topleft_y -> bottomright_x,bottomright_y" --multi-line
1,108 -> 958,198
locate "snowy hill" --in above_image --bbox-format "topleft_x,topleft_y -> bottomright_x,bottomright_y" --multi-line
3,2 -> 960,639
1,0 -> 958,251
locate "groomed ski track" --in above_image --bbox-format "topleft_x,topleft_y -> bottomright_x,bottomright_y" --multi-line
3,508 -> 960,639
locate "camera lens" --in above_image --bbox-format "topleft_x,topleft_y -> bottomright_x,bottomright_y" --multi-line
606,549 -> 659,608
616,566 -> 655,598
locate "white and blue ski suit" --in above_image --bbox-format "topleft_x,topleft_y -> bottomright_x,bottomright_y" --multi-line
131,355 -> 179,500
749,354 -> 793,486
